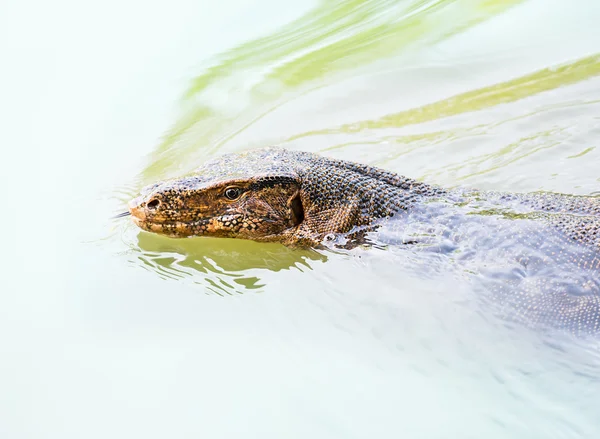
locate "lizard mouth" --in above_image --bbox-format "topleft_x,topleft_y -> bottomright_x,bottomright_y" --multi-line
130,215 -> 211,237
128,198 -> 218,238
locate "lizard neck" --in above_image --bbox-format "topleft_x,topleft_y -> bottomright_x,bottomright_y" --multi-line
289,155 -> 448,243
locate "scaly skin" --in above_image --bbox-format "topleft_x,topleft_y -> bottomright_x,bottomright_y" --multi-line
128,147 -> 450,246
128,147 -> 600,334
129,147 -> 599,248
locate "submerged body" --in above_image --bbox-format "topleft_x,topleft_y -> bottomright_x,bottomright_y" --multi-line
128,147 -> 600,334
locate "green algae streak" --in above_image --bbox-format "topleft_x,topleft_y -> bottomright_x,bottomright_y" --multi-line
141,0 -> 527,181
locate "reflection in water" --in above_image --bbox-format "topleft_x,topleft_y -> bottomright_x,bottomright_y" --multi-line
282,54 -> 600,186
289,54 -> 600,137
128,230 -> 326,295
140,0 -> 525,183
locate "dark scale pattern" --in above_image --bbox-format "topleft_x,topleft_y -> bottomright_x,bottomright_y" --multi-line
128,147 -> 600,334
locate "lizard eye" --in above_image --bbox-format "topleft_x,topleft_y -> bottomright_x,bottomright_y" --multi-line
224,187 -> 242,200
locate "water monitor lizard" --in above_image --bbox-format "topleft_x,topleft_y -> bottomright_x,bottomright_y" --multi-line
126,147 -> 600,334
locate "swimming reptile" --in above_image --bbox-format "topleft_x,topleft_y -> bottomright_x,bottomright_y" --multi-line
127,147 -> 600,334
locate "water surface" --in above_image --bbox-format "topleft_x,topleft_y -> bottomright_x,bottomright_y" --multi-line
2,0 -> 600,437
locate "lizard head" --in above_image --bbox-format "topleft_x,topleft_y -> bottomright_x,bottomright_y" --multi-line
128,148 -> 306,242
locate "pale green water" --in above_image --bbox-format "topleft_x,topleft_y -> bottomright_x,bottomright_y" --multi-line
2,0 -> 600,437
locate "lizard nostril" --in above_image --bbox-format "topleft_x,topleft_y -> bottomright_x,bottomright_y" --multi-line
147,198 -> 160,210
